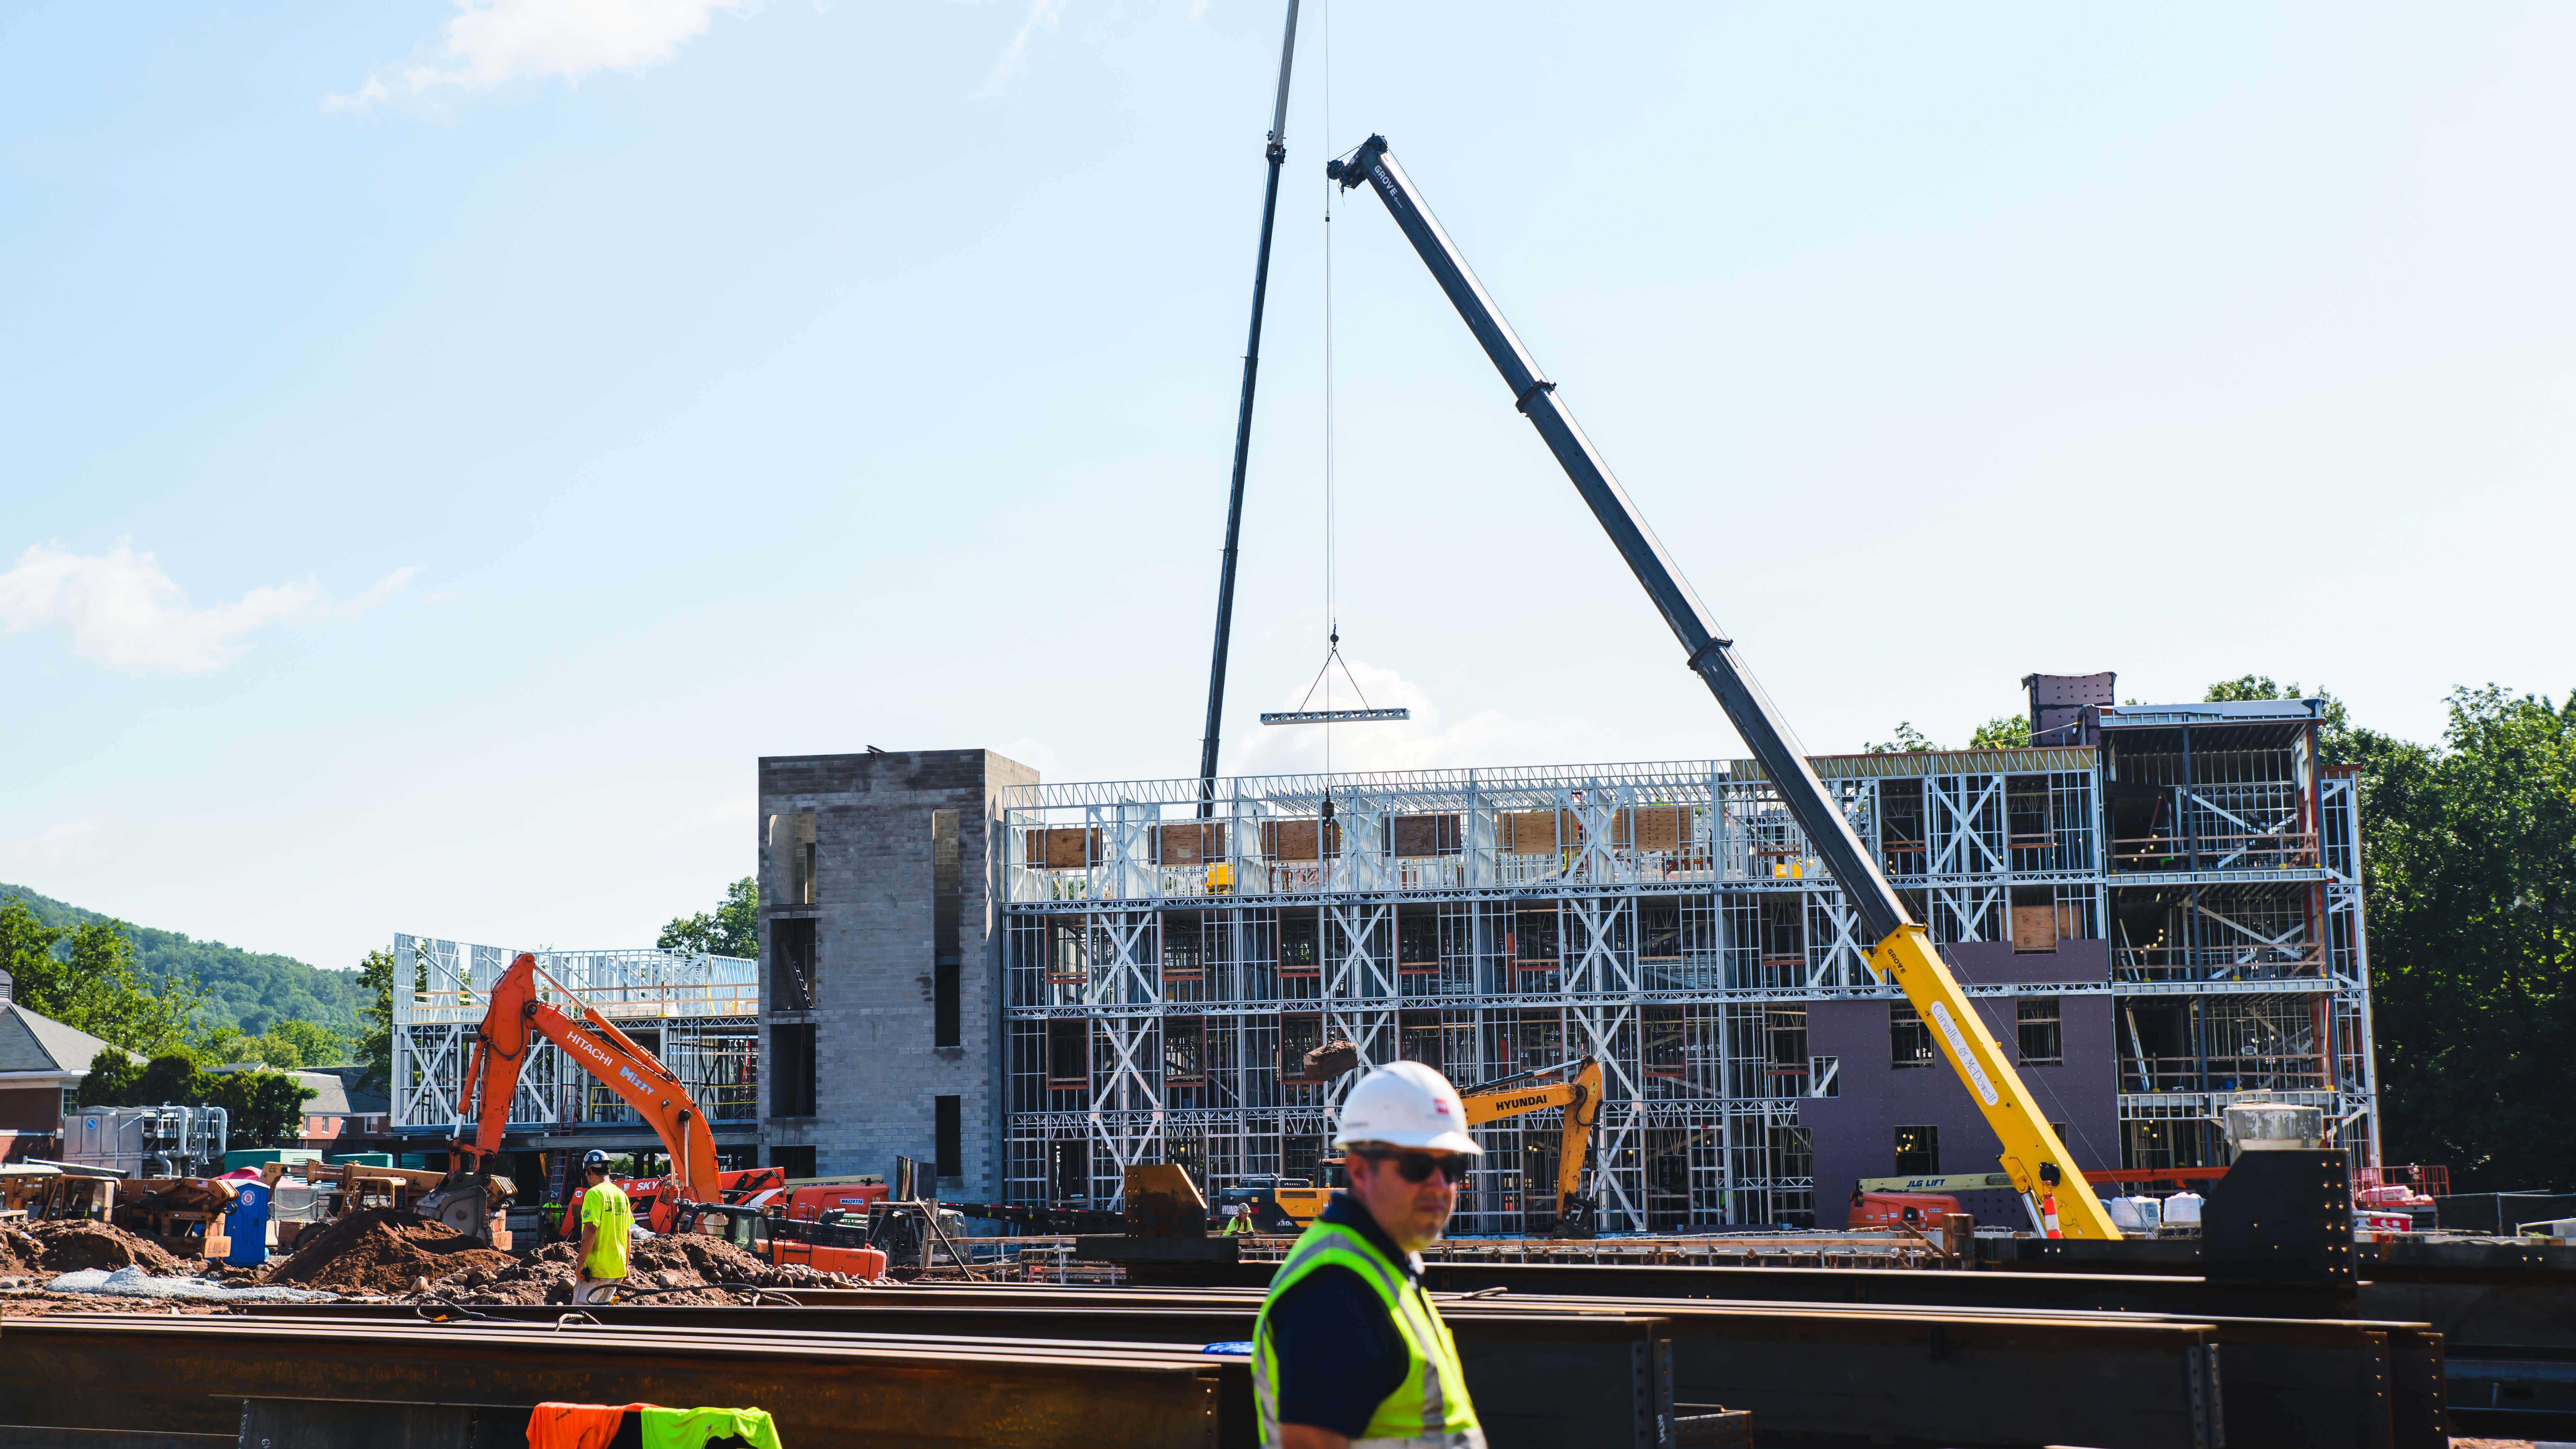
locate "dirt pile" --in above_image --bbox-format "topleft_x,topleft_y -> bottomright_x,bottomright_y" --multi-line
432,1234 -> 862,1306
0,1224 -> 39,1277
262,1209 -> 515,1293
21,1221 -> 184,1274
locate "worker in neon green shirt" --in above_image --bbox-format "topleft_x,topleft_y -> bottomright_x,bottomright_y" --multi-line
575,1150 -> 633,1305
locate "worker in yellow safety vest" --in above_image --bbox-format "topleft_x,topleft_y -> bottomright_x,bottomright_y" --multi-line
574,1150 -> 633,1305
1253,1061 -> 1484,1449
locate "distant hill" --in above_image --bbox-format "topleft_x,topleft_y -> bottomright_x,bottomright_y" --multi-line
0,882 -> 361,1036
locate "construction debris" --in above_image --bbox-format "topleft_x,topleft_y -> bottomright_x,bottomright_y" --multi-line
44,1266 -> 333,1303
261,1209 -> 515,1293
7,1221 -> 186,1275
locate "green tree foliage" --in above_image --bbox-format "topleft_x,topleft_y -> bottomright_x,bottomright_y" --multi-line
2357,685 -> 2575,1191
0,882 -> 361,1035
659,877 -> 759,959
355,946 -> 397,1097
191,1018 -> 350,1071
82,1049 -> 316,1150
1968,715 -> 2031,749
1865,723 -> 1937,754
0,900 -> 203,1057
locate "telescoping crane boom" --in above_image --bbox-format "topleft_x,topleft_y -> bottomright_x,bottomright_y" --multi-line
416,952 -> 724,1242
1324,135 -> 2120,1240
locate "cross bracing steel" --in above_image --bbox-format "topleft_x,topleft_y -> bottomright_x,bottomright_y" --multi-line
1003,751 -> 2376,1230
391,935 -> 758,1136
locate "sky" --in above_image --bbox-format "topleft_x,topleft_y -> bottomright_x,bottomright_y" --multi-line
4,2 -> 2571,973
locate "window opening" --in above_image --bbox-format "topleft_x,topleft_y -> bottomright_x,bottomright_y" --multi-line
2017,998 -> 2063,1066
1894,1125 -> 1940,1176
1890,1002 -> 1936,1069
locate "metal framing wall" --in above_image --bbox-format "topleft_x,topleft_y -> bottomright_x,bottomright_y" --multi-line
390,935 -> 760,1142
998,728 -> 2375,1234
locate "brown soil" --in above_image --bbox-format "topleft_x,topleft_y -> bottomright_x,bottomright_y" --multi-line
431,1232 -> 863,1306
21,1221 -> 184,1274
0,1224 -> 39,1277
261,1209 -> 515,1293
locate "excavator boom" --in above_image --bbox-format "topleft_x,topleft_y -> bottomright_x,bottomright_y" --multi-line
420,952 -> 722,1241
1460,1057 -> 1604,1235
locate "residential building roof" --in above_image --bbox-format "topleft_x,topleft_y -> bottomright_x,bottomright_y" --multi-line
0,1002 -> 119,1078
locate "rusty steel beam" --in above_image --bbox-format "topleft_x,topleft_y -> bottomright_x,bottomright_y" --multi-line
0,1315 -> 1233,1449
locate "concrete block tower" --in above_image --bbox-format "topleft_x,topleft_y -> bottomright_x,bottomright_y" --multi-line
757,748 -> 1037,1196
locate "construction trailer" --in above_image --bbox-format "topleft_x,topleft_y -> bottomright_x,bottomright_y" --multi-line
747,674 -> 2375,1233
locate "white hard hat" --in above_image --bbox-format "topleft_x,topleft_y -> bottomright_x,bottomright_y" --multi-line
1332,1061 -> 1484,1155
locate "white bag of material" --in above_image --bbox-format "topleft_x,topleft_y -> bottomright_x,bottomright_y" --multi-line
2106,1195 -> 2162,1232
2163,1191 -> 2204,1226
45,1265 -> 338,1302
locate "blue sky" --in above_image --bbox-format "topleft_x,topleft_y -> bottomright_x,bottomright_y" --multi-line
4,2 -> 2570,973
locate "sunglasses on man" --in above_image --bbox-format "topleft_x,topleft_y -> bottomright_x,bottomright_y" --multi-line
1354,1149 -> 1473,1184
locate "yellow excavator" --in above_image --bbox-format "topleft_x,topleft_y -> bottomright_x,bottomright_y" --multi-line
1324,134 -> 2121,1239
1232,1056 -> 1606,1236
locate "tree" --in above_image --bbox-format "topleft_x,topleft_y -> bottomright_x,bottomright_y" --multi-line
0,899 -> 67,1005
2359,685 -> 2575,1192
1968,715 -> 2031,749
256,1019 -> 350,1071
355,946 -> 396,1096
1,903 -> 205,1058
660,877 -> 759,960
1865,723 -> 1937,754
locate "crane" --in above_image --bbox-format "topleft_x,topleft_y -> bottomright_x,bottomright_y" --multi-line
1323,135 -> 2121,1240
1196,0 -> 1303,818
415,952 -> 724,1243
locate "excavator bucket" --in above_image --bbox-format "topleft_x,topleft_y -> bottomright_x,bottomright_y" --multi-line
416,1173 -> 512,1244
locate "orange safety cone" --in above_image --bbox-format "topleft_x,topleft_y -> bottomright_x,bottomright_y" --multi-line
2041,1193 -> 2063,1238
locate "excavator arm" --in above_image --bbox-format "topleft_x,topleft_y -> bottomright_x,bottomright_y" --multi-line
418,952 -> 722,1241
1460,1057 -> 1604,1235
1327,136 -> 2120,1239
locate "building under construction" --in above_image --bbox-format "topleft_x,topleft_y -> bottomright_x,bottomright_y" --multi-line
746,671 -> 2375,1232
388,937 -> 762,1176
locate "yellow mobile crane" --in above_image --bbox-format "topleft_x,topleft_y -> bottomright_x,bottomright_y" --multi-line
1323,135 -> 2119,1240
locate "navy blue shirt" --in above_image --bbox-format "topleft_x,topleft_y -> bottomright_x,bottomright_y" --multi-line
1267,1194 -> 1414,1437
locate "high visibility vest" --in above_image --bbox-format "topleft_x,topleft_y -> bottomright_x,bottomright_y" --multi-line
1253,1219 -> 1484,1449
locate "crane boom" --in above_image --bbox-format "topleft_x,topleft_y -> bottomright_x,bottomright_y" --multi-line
1325,135 -> 2118,1240
417,952 -> 721,1242
1197,0 -> 1304,818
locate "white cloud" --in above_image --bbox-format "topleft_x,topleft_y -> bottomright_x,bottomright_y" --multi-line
978,0 -> 1066,96
328,0 -> 755,109
0,541 -> 414,673
1229,659 -> 1622,779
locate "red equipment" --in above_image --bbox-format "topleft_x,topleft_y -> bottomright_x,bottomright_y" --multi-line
1849,1191 -> 1962,1232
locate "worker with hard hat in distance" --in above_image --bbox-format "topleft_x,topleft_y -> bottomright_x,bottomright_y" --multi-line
1254,1061 -> 1484,1449
574,1149 -> 633,1305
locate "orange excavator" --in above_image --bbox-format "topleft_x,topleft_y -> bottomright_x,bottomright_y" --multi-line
417,952 -> 730,1242
414,952 -> 890,1280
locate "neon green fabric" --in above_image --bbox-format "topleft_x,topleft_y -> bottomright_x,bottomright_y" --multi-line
637,1406 -> 782,1449
579,1180 -> 633,1280
1253,1219 -> 1481,1448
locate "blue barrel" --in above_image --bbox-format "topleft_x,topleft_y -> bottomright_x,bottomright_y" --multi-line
226,1181 -> 271,1267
